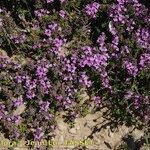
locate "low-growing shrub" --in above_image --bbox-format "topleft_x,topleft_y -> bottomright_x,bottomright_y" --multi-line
0,0 -> 149,143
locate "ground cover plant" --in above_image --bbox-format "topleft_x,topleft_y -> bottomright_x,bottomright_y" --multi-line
0,0 -> 150,148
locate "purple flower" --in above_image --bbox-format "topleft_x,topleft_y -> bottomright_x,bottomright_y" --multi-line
97,32 -> 106,47
53,38 -> 64,48
36,66 -> 49,78
31,21 -> 40,30
26,90 -> 36,99
59,10 -> 66,18
84,2 -> 100,18
32,43 -> 41,49
92,96 -> 101,106
15,75 -> 23,83
10,34 -> 26,44
34,9 -> 50,18
123,60 -> 138,77
44,29 -> 52,37
60,0 -> 66,3
34,127 -> 44,141
13,96 -> 23,107
139,53 -> 150,69
109,2 -> 127,24
136,28 -> 150,49
39,101 -> 50,112
45,113 -> 53,120
7,115 -> 21,124
0,104 -> 6,119
79,72 -> 92,87
124,91 -> 134,99
46,0 -> 54,3
48,23 -> 59,31
0,8 -> 3,13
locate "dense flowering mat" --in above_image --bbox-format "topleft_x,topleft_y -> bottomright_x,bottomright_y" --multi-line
0,0 -> 149,144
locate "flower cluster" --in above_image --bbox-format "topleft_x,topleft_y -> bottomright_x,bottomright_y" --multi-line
34,9 -> 50,18
139,53 -> 150,70
123,60 -> 138,77
0,0 -> 150,143
84,2 -> 100,18
10,34 -> 26,44
13,96 -> 24,107
125,91 -> 150,122
136,28 -> 150,50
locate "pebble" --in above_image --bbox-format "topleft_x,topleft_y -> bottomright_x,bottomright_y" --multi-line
76,125 -> 80,130
57,121 -> 67,131
69,128 -> 77,134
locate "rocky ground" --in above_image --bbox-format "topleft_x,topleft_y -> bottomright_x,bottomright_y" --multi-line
52,111 -> 145,150
0,109 -> 147,150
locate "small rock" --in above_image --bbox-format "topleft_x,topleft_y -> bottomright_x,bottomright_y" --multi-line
132,129 -> 144,140
76,125 -> 80,130
85,121 -> 95,129
57,120 -> 67,131
14,148 -> 28,150
80,93 -> 90,105
10,55 -> 27,65
0,49 -> 8,56
69,128 -> 77,134
59,135 -> 64,143
93,137 -> 101,145
13,103 -> 26,115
